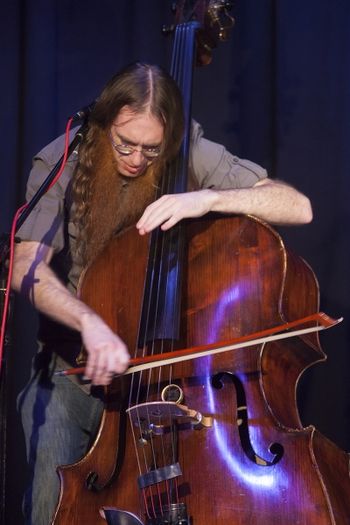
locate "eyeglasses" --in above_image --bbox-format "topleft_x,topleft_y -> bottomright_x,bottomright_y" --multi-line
109,130 -> 161,160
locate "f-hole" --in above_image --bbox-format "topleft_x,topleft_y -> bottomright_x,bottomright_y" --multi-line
212,372 -> 284,466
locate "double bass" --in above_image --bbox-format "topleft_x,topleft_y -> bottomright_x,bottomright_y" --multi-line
53,2 -> 350,523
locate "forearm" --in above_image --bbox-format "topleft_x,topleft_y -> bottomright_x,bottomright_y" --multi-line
11,245 -> 96,333
208,179 -> 313,225
11,241 -> 129,384
137,178 -> 313,234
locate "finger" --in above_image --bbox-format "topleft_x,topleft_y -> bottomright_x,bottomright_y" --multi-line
84,351 -> 98,380
90,363 -> 108,385
141,205 -> 180,233
160,214 -> 181,231
137,196 -> 174,229
104,349 -> 128,377
91,369 -> 108,386
137,208 -> 169,232
96,370 -> 114,386
89,346 -> 110,385
137,201 -> 161,228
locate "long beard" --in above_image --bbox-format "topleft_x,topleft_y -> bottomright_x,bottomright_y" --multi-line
82,132 -> 162,266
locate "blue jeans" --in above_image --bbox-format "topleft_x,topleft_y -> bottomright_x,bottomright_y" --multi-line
17,349 -> 104,525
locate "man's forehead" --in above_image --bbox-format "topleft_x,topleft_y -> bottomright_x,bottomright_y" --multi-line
112,106 -> 164,145
113,106 -> 140,126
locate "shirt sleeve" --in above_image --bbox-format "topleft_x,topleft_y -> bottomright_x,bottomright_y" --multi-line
16,132 -> 77,253
189,120 -> 268,190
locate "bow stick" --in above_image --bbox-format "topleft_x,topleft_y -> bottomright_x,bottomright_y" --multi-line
55,312 -> 342,379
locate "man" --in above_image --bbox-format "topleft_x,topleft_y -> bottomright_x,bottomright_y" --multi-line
11,62 -> 312,524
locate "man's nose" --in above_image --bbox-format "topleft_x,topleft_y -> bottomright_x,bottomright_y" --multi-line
129,149 -> 144,164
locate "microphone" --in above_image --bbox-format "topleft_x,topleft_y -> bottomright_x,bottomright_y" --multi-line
70,101 -> 96,122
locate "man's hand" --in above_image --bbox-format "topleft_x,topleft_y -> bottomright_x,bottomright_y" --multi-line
81,312 -> 130,386
136,189 -> 217,235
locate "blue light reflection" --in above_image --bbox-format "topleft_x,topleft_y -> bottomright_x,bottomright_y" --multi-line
207,376 -> 278,490
207,285 -> 241,344
201,286 -> 281,491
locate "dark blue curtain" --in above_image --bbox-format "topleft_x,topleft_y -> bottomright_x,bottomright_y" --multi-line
1,1 -> 350,522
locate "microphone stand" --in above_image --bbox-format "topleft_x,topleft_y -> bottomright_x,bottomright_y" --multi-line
0,117 -> 88,525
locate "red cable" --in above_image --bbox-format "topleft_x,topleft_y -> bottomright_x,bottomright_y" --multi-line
48,117 -> 74,189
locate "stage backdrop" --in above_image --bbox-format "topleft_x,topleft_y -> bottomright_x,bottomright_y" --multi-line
1,1 -> 349,523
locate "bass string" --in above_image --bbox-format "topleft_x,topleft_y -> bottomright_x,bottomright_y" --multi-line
127,23 -> 196,517
126,179 -> 181,516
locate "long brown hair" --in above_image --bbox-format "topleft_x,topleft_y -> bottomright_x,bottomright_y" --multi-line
72,63 -> 184,266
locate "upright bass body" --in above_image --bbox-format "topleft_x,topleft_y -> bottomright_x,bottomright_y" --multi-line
53,214 -> 350,524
